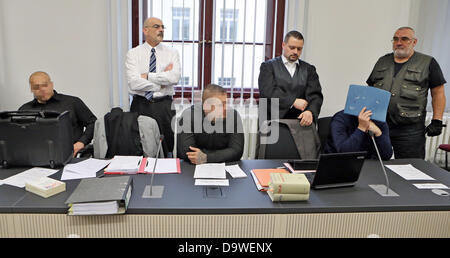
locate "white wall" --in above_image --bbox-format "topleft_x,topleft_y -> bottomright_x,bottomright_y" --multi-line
0,0 -> 113,118
410,0 -> 450,111
286,0 -> 413,117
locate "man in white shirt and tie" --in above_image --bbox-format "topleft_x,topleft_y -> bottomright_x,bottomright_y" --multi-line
258,30 -> 323,126
125,17 -> 181,157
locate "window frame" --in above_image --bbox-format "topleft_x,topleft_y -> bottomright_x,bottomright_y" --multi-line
131,0 -> 285,100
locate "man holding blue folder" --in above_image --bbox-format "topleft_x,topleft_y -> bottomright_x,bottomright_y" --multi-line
324,107 -> 393,160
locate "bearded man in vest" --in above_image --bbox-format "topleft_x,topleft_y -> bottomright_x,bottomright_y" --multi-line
367,27 -> 447,159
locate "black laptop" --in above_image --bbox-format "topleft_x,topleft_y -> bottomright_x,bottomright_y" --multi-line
288,152 -> 367,189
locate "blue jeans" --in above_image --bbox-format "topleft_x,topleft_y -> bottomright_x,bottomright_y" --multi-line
388,122 -> 426,159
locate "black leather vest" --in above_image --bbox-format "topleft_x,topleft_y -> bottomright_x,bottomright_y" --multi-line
368,52 -> 432,125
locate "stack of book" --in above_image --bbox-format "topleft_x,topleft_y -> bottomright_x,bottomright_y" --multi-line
267,173 -> 310,202
25,177 -> 66,198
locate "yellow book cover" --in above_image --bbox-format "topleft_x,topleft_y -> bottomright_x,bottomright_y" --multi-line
269,173 -> 310,194
267,191 -> 309,202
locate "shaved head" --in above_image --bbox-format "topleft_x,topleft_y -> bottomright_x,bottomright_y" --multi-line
202,84 -> 228,120
29,71 -> 51,84
28,71 -> 54,103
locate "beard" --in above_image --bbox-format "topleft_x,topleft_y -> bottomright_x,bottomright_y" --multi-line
288,54 -> 298,62
394,48 -> 411,59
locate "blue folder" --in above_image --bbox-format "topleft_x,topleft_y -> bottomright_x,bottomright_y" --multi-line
343,85 -> 391,123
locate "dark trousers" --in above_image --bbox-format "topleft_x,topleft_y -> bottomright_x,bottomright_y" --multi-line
389,122 -> 426,159
130,95 -> 175,157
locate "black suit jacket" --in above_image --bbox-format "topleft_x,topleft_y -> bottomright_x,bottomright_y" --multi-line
258,56 -> 323,120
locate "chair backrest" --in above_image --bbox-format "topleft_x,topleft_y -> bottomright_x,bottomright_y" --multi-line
263,122 -> 301,159
93,110 -> 162,158
317,116 -> 333,153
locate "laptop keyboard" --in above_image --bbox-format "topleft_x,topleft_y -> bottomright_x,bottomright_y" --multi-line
304,172 -> 315,183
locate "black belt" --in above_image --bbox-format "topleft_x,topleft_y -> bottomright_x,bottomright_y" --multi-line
134,94 -> 172,103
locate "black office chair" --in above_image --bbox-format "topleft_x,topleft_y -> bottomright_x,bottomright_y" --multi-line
317,116 -> 333,153
258,122 -> 301,159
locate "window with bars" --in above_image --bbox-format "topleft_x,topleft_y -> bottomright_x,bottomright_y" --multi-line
179,76 -> 190,86
172,7 -> 190,41
218,77 -> 236,88
219,9 -> 238,42
132,0 -> 285,101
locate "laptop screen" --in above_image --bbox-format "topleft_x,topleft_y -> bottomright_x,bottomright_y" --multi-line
311,151 -> 367,189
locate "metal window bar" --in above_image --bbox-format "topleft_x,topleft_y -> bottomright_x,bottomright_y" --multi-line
181,0 -> 185,104
239,0 -> 247,103
139,0 -> 143,45
201,0 -> 206,96
211,0 -> 216,86
230,0 -> 237,100
249,0 -> 258,104
191,0 -> 196,104
220,1 -> 226,90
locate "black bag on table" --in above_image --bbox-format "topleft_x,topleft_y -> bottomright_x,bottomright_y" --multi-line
0,110 -> 73,168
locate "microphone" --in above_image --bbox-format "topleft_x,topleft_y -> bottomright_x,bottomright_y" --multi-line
142,135 -> 165,198
149,135 -> 164,195
368,130 -> 398,197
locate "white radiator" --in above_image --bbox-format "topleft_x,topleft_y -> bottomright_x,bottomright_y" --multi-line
425,112 -> 450,166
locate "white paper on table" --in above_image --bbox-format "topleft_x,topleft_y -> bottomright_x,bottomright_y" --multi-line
385,164 -> 435,181
225,164 -> 247,178
104,156 -> 142,172
144,158 -> 179,173
3,167 -> 58,188
195,179 -> 229,186
413,183 -> 449,189
194,163 -> 226,179
61,158 -> 111,181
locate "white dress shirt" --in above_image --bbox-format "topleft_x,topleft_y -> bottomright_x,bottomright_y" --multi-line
281,55 -> 299,78
125,42 -> 181,98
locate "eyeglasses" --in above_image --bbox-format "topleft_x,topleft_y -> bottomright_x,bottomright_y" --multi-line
145,24 -> 166,30
392,37 -> 414,43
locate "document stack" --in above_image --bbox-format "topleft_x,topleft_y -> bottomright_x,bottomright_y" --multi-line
267,173 -> 310,202
104,155 -> 180,174
65,176 -> 133,215
25,177 -> 66,198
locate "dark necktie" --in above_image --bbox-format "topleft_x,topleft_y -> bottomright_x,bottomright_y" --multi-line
145,48 -> 156,100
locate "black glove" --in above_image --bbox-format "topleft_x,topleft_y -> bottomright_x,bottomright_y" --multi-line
426,119 -> 444,137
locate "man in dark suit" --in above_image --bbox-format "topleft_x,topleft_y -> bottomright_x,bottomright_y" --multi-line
258,30 -> 323,126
